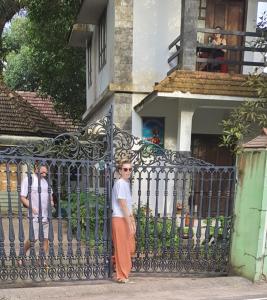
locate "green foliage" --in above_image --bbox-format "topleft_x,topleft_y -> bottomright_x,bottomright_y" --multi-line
202,215 -> 230,244
62,195 -> 191,252
221,74 -> 267,153
24,0 -> 85,121
61,192 -> 105,243
1,0 -> 85,121
3,16 -> 40,90
0,0 -> 25,71
4,45 -> 40,90
3,16 -> 29,53
135,206 -> 190,251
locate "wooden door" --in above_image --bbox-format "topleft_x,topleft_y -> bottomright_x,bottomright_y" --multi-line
190,134 -> 235,217
191,134 -> 234,166
206,0 -> 246,73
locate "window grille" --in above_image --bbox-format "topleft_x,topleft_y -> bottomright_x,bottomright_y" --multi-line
98,10 -> 107,71
198,0 -> 207,20
87,40 -> 92,87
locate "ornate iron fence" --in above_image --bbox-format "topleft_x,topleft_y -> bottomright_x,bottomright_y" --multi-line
0,108 -> 236,282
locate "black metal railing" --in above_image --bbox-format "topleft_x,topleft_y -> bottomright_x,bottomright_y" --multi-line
168,28 -> 267,75
0,109 -> 236,282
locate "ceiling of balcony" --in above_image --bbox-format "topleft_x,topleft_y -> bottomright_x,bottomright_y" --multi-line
68,24 -> 94,48
77,0 -> 108,24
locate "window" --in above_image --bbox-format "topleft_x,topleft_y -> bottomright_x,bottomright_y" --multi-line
198,0 -> 207,20
98,10 -> 107,71
87,40 -> 92,87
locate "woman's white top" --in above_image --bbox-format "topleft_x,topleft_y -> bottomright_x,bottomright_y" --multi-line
112,178 -> 132,217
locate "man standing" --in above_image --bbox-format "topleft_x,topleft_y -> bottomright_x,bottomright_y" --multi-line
20,163 -> 54,261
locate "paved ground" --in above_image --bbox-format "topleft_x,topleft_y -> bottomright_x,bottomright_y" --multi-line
1,275 -> 267,300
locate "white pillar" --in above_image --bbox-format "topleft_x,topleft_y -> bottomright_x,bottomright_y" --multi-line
176,103 -> 195,151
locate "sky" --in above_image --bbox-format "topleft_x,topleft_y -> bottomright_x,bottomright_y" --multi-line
257,1 -> 267,24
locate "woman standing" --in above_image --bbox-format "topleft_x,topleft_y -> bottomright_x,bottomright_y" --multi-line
112,158 -> 136,283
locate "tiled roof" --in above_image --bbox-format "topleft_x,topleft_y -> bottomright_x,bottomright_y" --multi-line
17,91 -> 78,132
243,128 -> 267,149
154,71 -> 259,98
0,82 -> 62,137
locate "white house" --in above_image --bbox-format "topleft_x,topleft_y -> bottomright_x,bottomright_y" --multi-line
69,0 -> 266,166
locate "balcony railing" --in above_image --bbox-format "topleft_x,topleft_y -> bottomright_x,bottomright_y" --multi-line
168,28 -> 267,75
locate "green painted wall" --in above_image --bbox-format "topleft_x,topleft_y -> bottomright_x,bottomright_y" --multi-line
230,149 -> 267,281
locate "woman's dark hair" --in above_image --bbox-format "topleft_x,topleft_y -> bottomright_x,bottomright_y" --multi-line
214,26 -> 224,38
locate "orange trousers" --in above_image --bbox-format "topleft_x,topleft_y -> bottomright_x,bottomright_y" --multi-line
112,217 -> 135,280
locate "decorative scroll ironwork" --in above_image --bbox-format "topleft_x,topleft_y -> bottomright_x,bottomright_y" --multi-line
0,107 -> 235,282
112,125 -> 214,167
0,116 -> 112,161
0,109 -> 211,167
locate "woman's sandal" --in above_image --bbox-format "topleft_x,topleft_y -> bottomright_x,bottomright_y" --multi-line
117,278 -> 129,283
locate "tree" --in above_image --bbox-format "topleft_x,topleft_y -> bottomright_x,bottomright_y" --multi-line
0,0 -> 25,72
221,82 -> 267,153
221,13 -> 267,153
1,0 -> 86,121
26,0 -> 86,120
3,16 -> 39,90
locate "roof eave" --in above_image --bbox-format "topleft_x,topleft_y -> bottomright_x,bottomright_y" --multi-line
134,90 -> 259,113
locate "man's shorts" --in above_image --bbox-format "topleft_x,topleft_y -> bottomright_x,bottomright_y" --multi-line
33,222 -> 49,240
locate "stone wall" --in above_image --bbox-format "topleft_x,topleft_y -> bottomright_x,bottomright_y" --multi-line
112,0 -> 133,131
114,93 -> 132,131
114,0 -> 133,84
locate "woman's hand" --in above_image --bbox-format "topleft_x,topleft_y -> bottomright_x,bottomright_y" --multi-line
127,215 -> 136,236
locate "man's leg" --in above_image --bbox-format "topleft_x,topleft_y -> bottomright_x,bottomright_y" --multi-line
24,239 -> 31,254
43,239 -> 49,254
18,239 -> 36,266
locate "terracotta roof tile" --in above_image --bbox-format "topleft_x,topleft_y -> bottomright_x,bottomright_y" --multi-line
17,91 -> 79,132
243,128 -> 267,149
154,71 -> 259,98
0,82 -> 63,137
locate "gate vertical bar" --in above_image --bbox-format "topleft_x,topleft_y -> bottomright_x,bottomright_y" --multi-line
107,106 -> 114,278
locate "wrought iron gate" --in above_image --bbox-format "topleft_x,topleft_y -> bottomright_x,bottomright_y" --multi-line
0,109 -> 235,282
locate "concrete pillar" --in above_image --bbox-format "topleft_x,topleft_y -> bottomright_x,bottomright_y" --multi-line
176,103 -> 195,151
230,133 -> 267,281
180,0 -> 198,70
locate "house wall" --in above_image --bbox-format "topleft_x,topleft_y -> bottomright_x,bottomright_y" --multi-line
86,0 -> 115,109
136,98 -> 179,150
85,0 -> 134,129
134,99 -> 237,151
192,107 -> 229,135
132,0 -> 181,91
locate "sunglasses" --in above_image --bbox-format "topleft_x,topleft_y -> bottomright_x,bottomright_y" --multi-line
122,168 -> 132,172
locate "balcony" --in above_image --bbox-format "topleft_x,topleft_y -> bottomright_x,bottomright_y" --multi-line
68,24 -> 94,48
76,0 -> 108,24
168,28 -> 267,76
